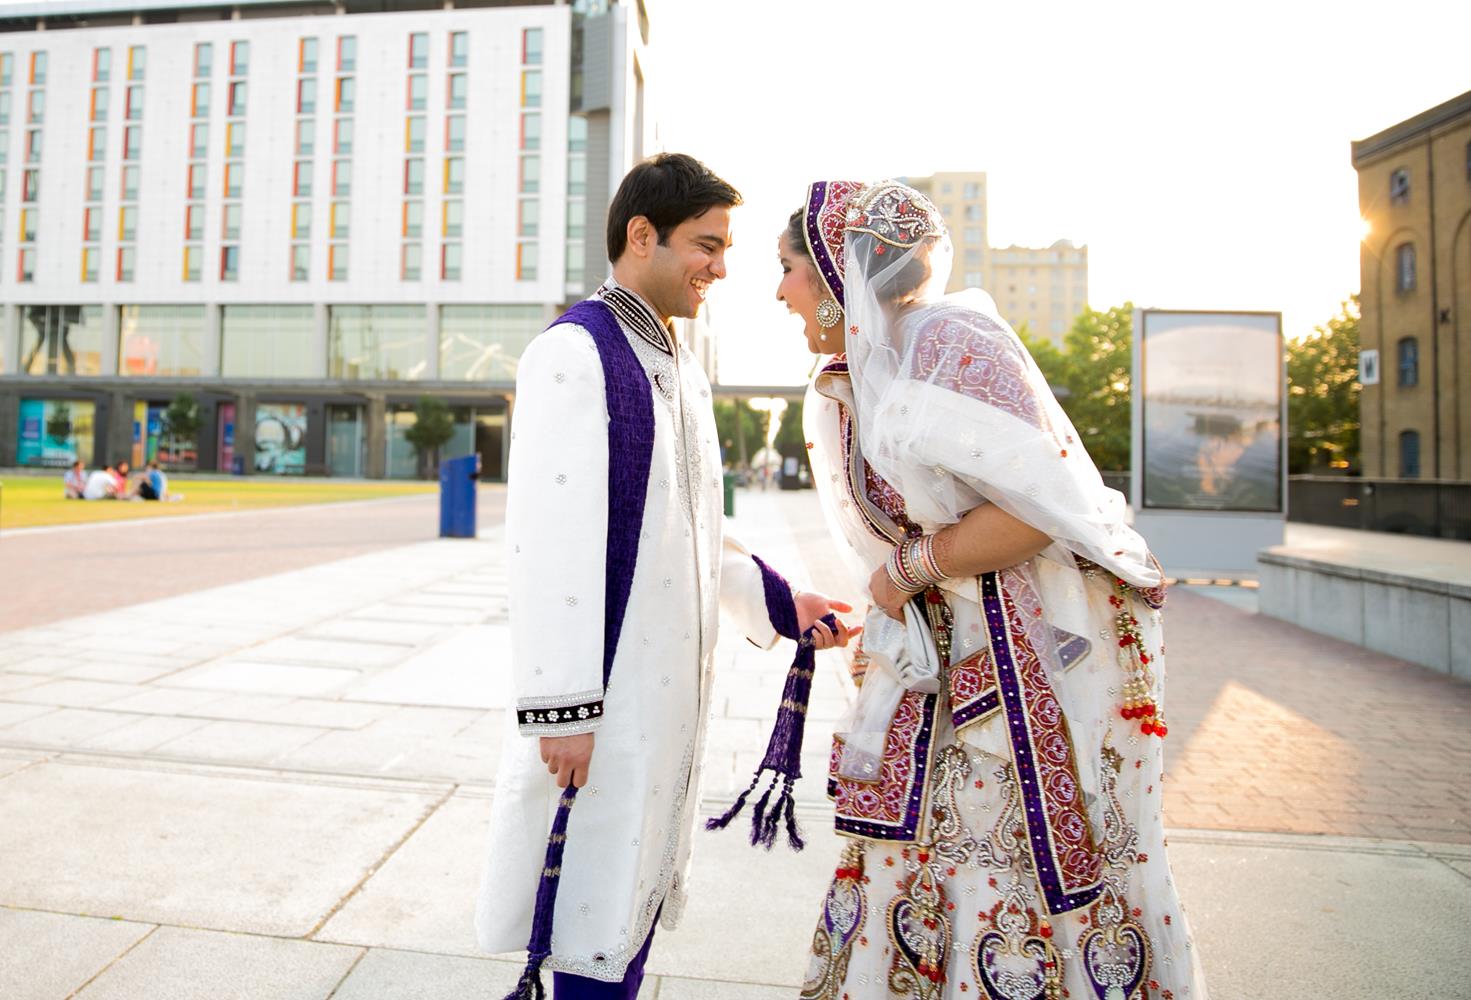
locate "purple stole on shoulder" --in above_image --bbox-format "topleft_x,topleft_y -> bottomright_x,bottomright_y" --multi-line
505,299 -> 654,1000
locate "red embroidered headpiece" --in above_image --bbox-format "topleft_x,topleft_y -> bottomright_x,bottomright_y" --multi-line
803,180 -> 866,303
845,180 -> 947,250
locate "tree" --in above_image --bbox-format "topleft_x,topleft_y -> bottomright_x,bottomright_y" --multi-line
405,395 -> 455,479
1016,303 -> 1134,471
1286,298 -> 1360,474
45,403 -> 73,442
712,398 -> 769,469
162,392 -> 201,469
773,398 -> 806,460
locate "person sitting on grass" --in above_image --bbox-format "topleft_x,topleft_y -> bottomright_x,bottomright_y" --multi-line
137,461 -> 171,502
63,459 -> 85,499
111,460 -> 133,499
82,462 -> 119,500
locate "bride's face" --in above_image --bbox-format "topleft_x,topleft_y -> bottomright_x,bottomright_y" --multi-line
776,232 -> 832,355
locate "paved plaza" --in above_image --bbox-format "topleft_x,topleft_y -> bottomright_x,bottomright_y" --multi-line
0,488 -> 1468,999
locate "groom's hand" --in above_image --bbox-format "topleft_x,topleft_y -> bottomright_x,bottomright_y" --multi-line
540,732 -> 594,788
795,592 -> 861,651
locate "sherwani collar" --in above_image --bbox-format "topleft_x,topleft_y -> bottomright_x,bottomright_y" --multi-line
596,277 -> 676,357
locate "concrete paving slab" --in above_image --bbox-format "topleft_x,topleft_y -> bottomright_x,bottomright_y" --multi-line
0,906 -> 155,1000
0,701 -> 56,731
343,625 -> 510,710
165,660 -> 362,697
0,760 -> 442,936
315,794 -> 487,956
55,660 -> 183,685
0,673 -> 47,694
0,646 -> 52,667
365,706 -> 487,737
0,707 -> 139,747
228,636 -> 407,669
75,925 -> 361,1000
149,719 -> 330,765
78,715 -> 212,754
0,751 -> 47,779
264,698 -> 394,730
386,593 -> 491,610
330,946 -> 522,999
1443,858 -> 1471,880
102,686 -> 232,716
655,978 -> 793,1000
277,729 -> 443,776
302,619 -> 448,646
4,679 -> 141,708
351,603 -> 487,625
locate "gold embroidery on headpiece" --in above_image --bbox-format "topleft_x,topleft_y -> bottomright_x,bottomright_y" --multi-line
845,181 -> 947,249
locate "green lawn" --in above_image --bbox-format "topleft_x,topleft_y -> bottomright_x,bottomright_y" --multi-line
0,475 -> 436,530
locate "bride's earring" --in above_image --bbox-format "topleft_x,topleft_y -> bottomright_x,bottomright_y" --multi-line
815,297 -> 842,329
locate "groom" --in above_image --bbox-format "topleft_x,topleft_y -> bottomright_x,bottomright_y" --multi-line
477,153 -> 853,999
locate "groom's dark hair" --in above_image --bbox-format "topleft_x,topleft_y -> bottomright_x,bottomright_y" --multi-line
607,153 -> 742,263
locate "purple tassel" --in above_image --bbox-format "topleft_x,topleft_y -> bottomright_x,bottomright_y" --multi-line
501,786 -> 579,1000
706,555 -> 835,853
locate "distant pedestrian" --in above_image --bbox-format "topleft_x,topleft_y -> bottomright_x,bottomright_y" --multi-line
82,463 -> 119,500
63,459 -> 85,499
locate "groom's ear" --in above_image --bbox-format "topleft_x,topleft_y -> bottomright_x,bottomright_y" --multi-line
625,215 -> 655,260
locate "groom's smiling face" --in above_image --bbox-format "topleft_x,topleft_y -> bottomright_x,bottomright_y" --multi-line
644,206 -> 732,321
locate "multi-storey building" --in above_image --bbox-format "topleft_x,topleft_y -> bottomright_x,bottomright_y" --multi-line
1352,88 -> 1471,480
0,0 -> 654,479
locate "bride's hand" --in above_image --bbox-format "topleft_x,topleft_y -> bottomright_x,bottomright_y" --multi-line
795,591 -> 861,650
868,566 -> 912,621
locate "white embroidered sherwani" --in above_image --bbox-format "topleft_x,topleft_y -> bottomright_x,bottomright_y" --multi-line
476,280 -> 779,982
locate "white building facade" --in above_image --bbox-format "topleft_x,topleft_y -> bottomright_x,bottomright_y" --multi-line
0,0 -> 655,478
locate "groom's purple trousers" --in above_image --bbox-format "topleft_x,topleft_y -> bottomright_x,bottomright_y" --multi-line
551,906 -> 660,1000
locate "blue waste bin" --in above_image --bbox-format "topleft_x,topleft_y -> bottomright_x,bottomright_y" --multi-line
438,454 -> 480,538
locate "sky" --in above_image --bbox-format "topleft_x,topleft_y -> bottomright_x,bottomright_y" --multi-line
649,0 -> 1471,386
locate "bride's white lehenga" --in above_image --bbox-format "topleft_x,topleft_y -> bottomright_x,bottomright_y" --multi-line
792,181 -> 1208,1000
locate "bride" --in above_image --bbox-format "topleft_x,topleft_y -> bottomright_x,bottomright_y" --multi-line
773,180 -> 1207,1000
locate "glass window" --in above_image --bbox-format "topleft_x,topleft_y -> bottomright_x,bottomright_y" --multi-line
329,243 -> 349,281
23,168 -> 39,202
1396,243 -> 1416,292
299,37 -> 318,74
291,244 -> 309,282
222,203 -> 242,240
93,48 -> 110,82
449,31 -> 468,68
295,119 -> 314,155
188,163 -> 206,199
192,82 -> 210,118
1389,168 -> 1409,203
193,43 -> 211,78
291,201 -> 311,239
446,114 -> 466,152
1397,337 -> 1419,387
516,242 -> 537,280
24,127 -> 40,163
402,243 -> 422,280
228,81 -> 246,116
19,305 -> 106,375
88,127 -> 105,162
90,86 -> 108,121
567,155 -> 586,196
964,227 -> 981,244
328,305 -> 428,380
407,74 -> 426,111
444,156 -> 464,194
409,32 -> 429,69
331,200 -> 350,238
566,241 -> 585,283
521,70 -> 541,108
0,91 -> 10,126
28,88 -> 44,124
0,53 -> 10,86
523,28 -> 543,65
118,205 -> 137,241
224,161 -> 243,198
293,160 -> 312,197
20,207 -> 37,241
519,198 -> 538,237
221,245 -> 239,281
183,245 -> 202,282
126,85 -> 143,119
522,113 -> 541,151
30,51 -> 46,85
222,305 -> 317,378
334,117 -> 354,154
519,154 -> 539,194
1399,430 -> 1421,479
298,77 -> 316,114
186,203 -> 205,240
230,41 -> 248,76
566,199 -> 585,239
118,306 -> 207,376
332,159 -> 351,196
84,207 -> 102,242
403,200 -> 423,237
442,199 -> 463,237
406,115 -> 424,153
121,165 -> 138,200
0,130 -> 7,163
190,122 -> 208,159
18,248 -> 36,282
567,114 -> 585,151
404,158 -> 423,195
336,76 -> 354,113
128,45 -> 145,81
123,125 -> 142,161
337,36 -> 356,72
226,121 -> 245,157
447,72 -> 467,109
439,304 -> 544,381
442,243 -> 462,281
963,182 -> 981,199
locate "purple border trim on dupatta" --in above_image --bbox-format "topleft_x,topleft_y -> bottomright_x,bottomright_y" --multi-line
504,299 -> 654,1000
951,690 -> 1000,730
978,571 -> 1103,916
806,182 -> 845,303
828,690 -> 939,842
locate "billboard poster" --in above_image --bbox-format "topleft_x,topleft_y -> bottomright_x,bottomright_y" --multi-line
17,399 -> 96,468
1141,311 -> 1282,512
255,403 -> 307,475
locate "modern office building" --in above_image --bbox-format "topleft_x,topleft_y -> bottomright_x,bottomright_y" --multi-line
1352,88 -> 1471,480
905,169 -> 1089,346
0,0 -> 658,479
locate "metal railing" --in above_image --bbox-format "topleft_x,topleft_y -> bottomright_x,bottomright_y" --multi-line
1288,476 -> 1471,540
